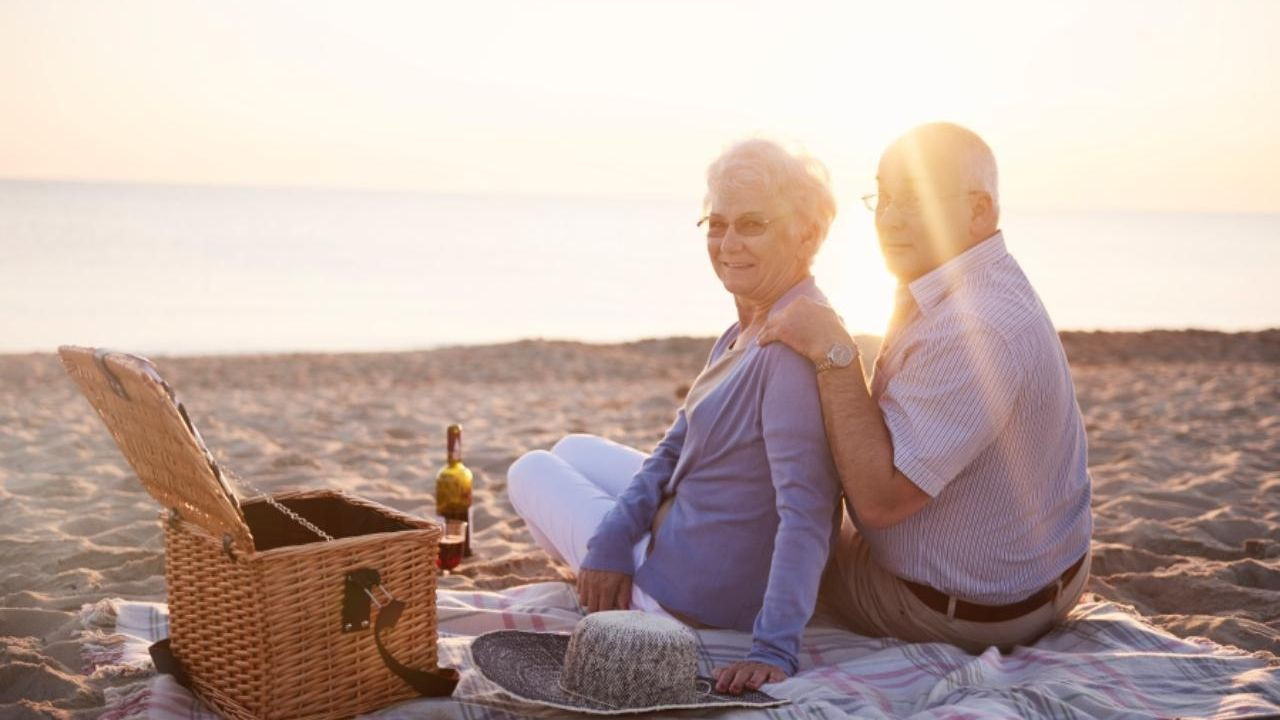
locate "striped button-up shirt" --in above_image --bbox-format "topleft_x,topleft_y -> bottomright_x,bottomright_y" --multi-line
860,232 -> 1093,605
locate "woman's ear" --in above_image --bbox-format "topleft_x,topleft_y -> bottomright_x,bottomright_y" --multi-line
797,222 -> 820,259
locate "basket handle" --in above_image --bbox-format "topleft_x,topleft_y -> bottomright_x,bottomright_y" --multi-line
345,568 -> 459,697
373,597 -> 460,696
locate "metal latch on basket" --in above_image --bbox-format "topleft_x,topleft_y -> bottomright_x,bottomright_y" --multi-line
342,568 -> 393,633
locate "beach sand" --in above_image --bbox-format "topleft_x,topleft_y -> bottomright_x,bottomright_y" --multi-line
1,331 -> 1277,718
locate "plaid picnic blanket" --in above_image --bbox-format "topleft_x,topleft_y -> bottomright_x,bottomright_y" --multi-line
83,582 -> 1280,719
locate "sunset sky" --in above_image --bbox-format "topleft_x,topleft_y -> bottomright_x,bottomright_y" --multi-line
3,0 -> 1278,214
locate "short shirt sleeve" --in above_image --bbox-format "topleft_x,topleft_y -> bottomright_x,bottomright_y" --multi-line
879,321 -> 1025,496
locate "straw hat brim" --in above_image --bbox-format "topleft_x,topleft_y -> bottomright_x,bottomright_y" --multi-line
471,630 -> 789,715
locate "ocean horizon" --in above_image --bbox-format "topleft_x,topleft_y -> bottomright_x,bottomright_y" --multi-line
3,179 -> 1277,356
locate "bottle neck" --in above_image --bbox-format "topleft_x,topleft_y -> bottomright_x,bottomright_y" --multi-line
446,428 -> 462,465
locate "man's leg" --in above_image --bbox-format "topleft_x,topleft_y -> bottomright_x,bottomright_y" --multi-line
823,512 -> 1091,652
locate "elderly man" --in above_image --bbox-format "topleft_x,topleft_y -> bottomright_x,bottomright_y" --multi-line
759,123 -> 1092,652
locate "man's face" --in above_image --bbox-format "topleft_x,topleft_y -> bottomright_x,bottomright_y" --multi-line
874,147 -> 975,283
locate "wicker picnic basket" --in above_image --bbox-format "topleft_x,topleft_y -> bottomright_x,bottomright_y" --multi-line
59,346 -> 458,720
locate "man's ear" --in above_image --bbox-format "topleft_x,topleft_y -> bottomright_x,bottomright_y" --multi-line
970,192 -> 996,237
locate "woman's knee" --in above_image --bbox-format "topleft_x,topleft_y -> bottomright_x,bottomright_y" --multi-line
551,433 -> 605,459
506,449 -> 558,515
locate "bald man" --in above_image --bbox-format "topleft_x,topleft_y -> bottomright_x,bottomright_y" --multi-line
759,123 -> 1092,652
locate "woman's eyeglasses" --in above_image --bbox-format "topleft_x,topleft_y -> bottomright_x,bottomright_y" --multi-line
696,214 -> 784,239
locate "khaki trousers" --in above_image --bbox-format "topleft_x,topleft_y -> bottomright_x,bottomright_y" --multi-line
819,515 -> 1090,653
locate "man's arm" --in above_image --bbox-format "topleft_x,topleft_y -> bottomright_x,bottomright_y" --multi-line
758,298 -> 929,529
814,355 -> 930,528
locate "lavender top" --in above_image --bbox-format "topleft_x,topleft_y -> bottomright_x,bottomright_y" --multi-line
863,233 -> 1093,605
582,277 -> 841,674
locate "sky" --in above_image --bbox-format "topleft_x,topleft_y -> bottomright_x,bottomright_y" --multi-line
2,0 -> 1279,214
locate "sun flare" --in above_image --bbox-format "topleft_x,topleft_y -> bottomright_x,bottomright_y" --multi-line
812,211 -> 897,338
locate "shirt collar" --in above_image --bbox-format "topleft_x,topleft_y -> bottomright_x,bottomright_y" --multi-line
906,231 -> 1007,316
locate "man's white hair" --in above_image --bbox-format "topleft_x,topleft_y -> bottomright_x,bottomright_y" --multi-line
703,138 -> 837,260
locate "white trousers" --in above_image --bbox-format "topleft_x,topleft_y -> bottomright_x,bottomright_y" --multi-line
506,434 -> 674,618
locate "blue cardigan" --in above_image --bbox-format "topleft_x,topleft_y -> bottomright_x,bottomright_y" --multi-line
581,277 -> 841,674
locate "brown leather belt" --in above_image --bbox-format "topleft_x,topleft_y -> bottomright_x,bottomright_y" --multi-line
901,553 -> 1087,623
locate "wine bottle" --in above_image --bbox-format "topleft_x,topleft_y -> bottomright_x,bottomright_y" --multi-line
434,424 -> 474,557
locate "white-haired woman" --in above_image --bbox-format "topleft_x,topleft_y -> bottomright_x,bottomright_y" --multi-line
508,139 -> 841,694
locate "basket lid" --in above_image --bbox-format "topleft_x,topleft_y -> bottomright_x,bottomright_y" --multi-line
59,346 -> 255,552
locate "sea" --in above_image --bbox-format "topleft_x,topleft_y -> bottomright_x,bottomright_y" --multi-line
1,180 -> 1276,355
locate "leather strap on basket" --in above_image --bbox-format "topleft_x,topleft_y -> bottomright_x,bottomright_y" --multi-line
148,638 -> 191,688
374,598 -> 460,696
345,568 -> 459,697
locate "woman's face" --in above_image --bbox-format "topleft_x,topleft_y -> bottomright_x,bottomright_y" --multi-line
704,188 -> 811,311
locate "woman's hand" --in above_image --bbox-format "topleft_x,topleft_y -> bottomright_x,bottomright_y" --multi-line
712,660 -> 787,694
576,568 -> 632,613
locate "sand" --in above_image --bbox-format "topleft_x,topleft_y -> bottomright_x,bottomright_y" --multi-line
0,330 -> 1277,718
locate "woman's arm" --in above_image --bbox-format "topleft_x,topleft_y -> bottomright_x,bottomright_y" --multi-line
580,408 -> 688,575
580,329 -> 733,612
719,344 -> 840,690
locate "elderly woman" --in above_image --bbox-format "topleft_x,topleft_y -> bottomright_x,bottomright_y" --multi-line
506,139 -> 840,694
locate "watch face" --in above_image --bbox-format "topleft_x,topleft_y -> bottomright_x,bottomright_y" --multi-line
829,344 -> 855,367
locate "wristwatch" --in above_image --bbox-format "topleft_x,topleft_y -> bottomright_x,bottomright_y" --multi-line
814,343 -> 857,374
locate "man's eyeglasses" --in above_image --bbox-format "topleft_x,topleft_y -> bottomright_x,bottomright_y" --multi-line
860,191 -> 983,214
696,214 -> 784,239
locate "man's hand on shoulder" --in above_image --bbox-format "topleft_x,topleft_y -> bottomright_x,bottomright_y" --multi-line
757,297 -> 853,365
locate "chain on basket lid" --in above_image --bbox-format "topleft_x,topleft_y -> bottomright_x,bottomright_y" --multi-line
58,346 -> 256,553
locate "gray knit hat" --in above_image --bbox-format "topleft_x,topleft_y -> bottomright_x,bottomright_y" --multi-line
470,611 -> 788,715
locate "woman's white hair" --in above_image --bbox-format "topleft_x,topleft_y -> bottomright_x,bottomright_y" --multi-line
703,138 -> 837,261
